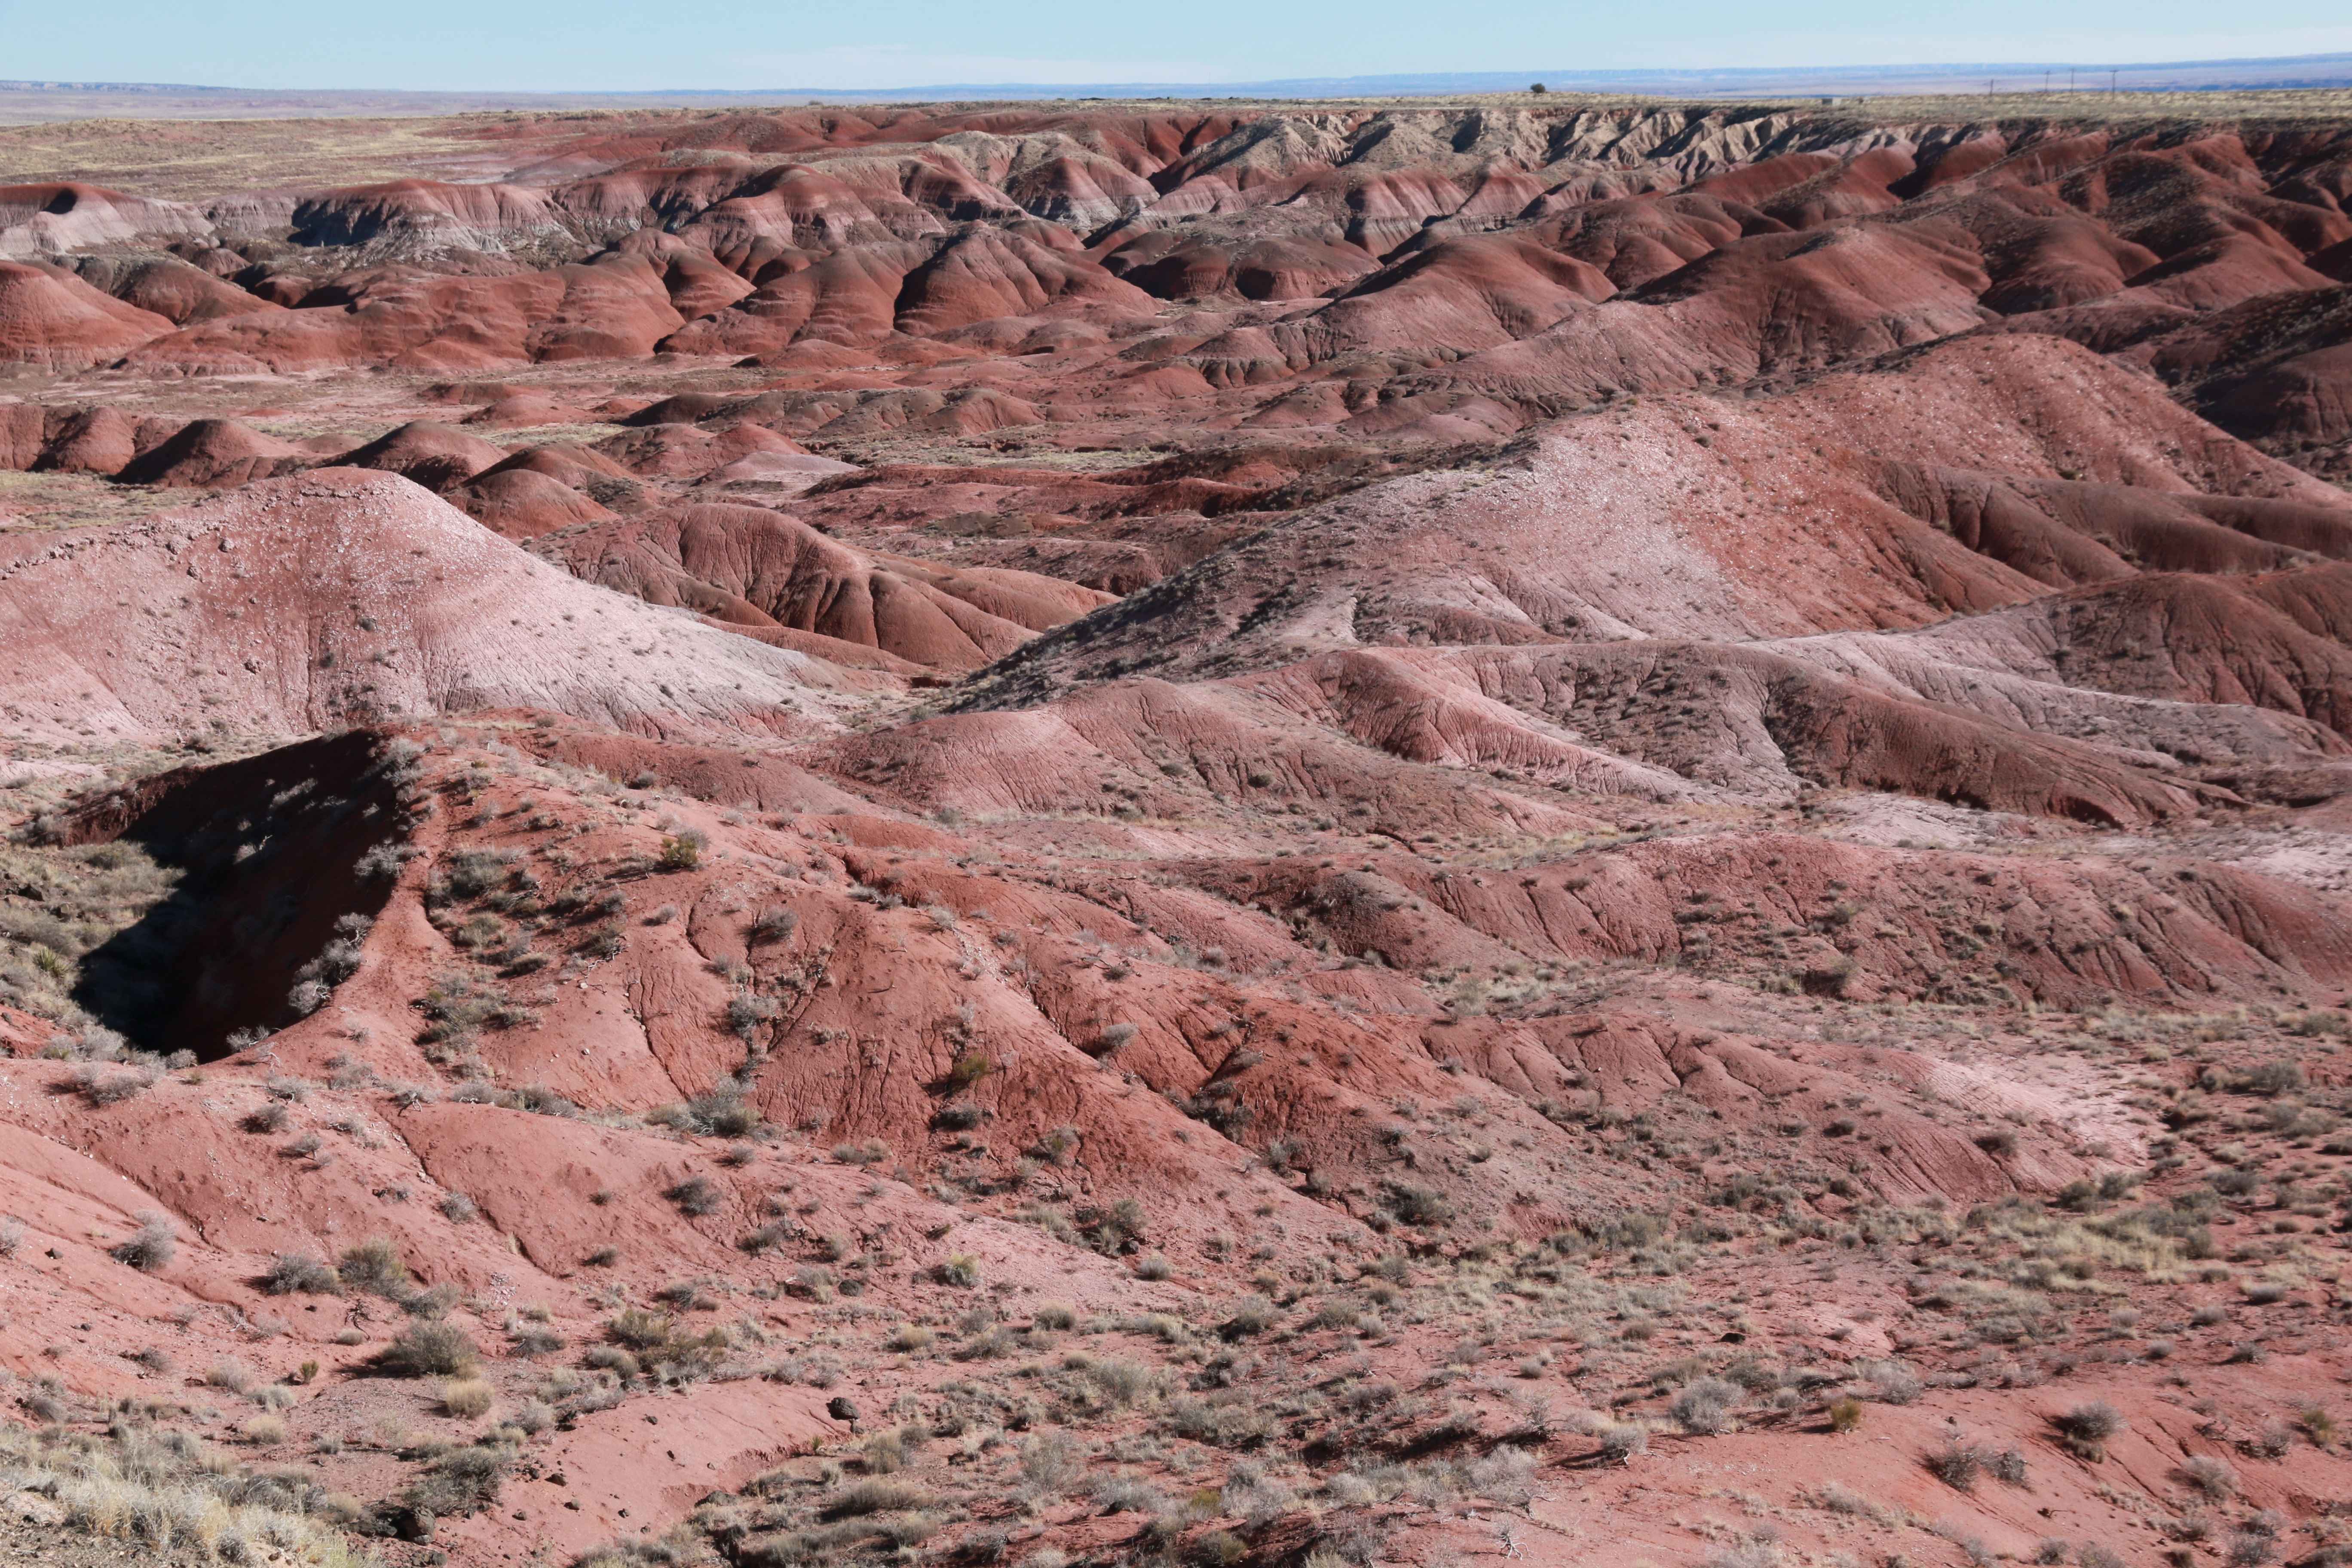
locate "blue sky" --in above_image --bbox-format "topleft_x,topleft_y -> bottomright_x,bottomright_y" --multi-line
3,0 -> 2350,92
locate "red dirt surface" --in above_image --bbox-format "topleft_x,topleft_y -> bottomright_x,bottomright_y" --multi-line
2,97 -> 2352,1568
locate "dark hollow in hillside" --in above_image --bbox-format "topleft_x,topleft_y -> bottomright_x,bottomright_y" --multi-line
61,731 -> 409,1060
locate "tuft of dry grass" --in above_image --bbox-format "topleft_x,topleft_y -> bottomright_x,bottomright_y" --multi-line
239,1415 -> 288,1446
0,1422 -> 366,1564
440,1377 -> 495,1419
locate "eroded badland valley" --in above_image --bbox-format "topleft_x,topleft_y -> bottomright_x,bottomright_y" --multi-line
1,86 -> 2351,1568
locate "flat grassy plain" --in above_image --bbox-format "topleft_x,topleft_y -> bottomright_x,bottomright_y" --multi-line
6,88 -> 2352,198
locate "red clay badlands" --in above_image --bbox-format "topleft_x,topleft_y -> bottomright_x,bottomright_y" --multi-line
1,96 -> 2351,1568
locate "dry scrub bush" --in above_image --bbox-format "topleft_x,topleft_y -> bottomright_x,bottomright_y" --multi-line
379,1320 -> 481,1378
666,1176 -> 723,1216
338,1236 -> 408,1296
1598,1423 -> 1648,1463
1670,1377 -> 1742,1435
110,1210 -> 177,1271
861,1428 -> 912,1475
1928,1442 -> 1982,1491
1929,1440 -> 2028,1491
1859,1359 -> 1922,1404
262,1253 -> 342,1295
824,1477 -> 931,1518
1810,1482 -> 1893,1525
406,1444 -> 508,1518
2183,1455 -> 2238,1498
69,1061 -> 159,1106
608,1308 -> 675,1351
1092,1476 -> 1167,1516
656,1090 -> 759,1138
1081,1357 -> 1158,1409
2054,1400 -> 2125,1459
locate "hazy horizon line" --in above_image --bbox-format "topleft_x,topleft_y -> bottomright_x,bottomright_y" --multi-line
6,46 -> 2352,102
